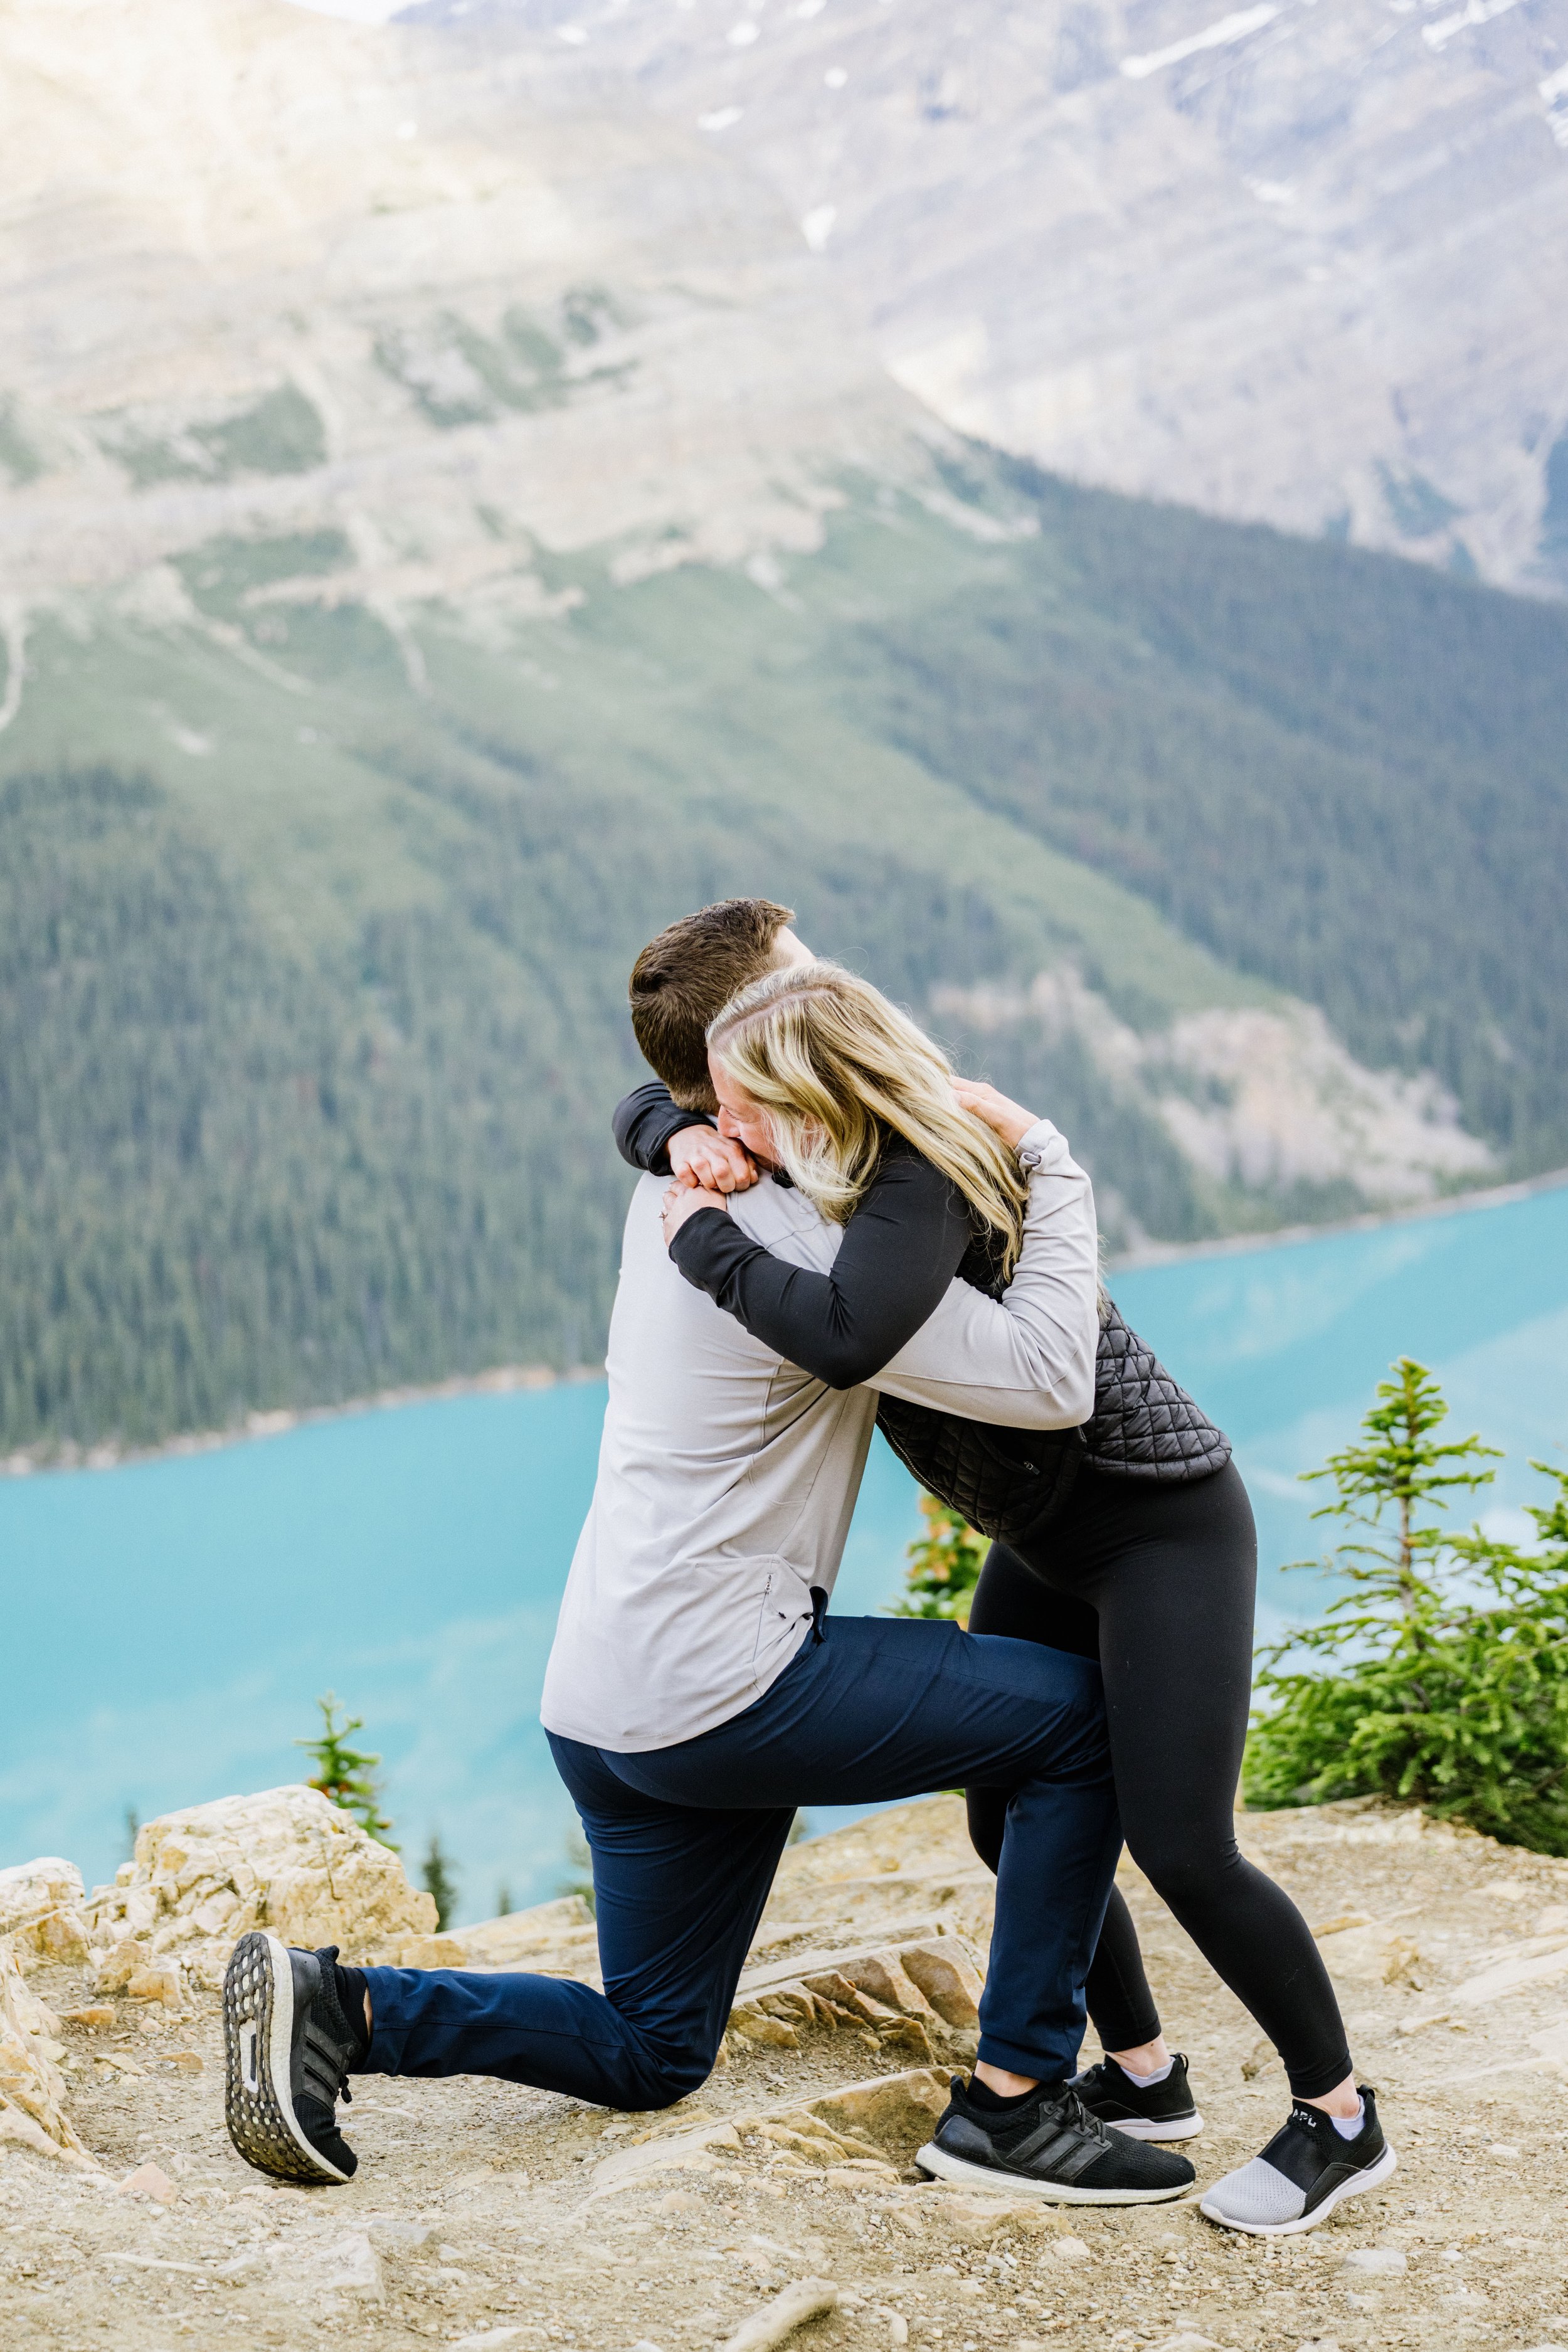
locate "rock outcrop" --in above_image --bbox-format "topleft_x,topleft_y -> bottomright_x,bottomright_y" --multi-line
727,1934 -> 984,2065
933,968 -> 1498,1213
0,1942 -> 95,2168
0,1857 -> 90,1971
590,2065 -> 967,2198
83,1786 -> 437,1994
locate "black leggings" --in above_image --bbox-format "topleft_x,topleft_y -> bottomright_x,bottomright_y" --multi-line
966,1461 -> 1351,2099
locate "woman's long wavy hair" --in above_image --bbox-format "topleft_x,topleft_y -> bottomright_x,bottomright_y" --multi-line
706,961 -> 1029,1276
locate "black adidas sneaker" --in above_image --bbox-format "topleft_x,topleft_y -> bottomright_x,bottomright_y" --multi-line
1199,2085 -> 1397,2235
917,2074 -> 1197,2205
223,1932 -> 364,2185
1070,2051 -> 1204,2141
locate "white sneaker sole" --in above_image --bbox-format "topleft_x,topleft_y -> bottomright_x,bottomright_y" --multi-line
223,1931 -> 350,2186
1199,2141 -> 1397,2236
916,2141 -> 1193,2205
1106,2109 -> 1205,2143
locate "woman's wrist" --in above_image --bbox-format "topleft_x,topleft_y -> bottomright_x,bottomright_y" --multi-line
951,1078 -> 1039,1152
1014,1118 -> 1059,1168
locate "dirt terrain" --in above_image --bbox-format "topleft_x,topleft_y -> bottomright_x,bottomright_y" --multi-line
5,1794 -> 1568,2352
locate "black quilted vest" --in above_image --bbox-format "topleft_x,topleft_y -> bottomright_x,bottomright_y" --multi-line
874,1231 -> 1231,1559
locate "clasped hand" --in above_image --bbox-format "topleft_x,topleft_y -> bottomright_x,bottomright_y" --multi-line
658,1081 -> 1037,1247
660,1124 -> 757,1247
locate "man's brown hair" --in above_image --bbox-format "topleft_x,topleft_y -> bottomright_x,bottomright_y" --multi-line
630,898 -> 795,1111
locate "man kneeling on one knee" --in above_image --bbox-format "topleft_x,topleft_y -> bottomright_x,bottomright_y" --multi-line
222,901 -> 1195,2206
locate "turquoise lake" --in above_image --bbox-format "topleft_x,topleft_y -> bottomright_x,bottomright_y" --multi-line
5,1179 -> 1565,1920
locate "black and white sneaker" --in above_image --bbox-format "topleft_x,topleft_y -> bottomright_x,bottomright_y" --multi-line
1199,2086 -> 1397,2235
223,1932 -> 364,2185
916,2074 -> 1197,2205
1070,2051 -> 1204,2141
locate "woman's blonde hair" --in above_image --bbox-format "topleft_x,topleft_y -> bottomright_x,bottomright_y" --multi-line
706,961 -> 1029,1275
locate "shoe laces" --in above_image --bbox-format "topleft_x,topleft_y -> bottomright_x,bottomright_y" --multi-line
992,2083 -> 1107,2151
1054,2086 -> 1109,2143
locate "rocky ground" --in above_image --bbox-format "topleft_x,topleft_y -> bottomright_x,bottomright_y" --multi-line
4,1794 -> 1568,2352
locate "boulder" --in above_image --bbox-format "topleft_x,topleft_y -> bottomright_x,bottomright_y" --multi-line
84,1786 -> 437,1988
0,1939 -> 97,2168
0,1857 -> 90,1970
1314,1922 -> 1423,1989
807,2067 -> 950,2161
727,1936 -> 984,2062
397,1934 -> 470,1969
591,2066 -> 953,2192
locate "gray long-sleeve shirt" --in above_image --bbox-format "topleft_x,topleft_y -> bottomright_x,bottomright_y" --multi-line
539,1120 -> 1098,1752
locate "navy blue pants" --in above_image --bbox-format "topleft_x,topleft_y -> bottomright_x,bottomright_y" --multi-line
361,1615 -> 1119,2109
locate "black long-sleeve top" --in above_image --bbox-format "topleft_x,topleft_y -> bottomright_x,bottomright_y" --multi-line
613,1080 -> 993,1389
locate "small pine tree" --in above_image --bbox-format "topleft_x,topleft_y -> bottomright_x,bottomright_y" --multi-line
421,1833 -> 458,1931
495,1882 -> 514,1919
296,1693 -> 396,1848
1246,1359 -> 1568,1851
890,1493 -> 989,1626
122,1806 -> 140,1864
1296,1355 -> 1501,1618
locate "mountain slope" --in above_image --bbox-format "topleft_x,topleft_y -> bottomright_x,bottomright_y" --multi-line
0,0 -> 908,610
5,460 -> 1565,1452
830,459 -> 1568,1167
0,0 -> 1561,1455
410,0 -> 1568,598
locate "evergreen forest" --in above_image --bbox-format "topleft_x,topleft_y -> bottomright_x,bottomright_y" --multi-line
3,457 -> 1565,1454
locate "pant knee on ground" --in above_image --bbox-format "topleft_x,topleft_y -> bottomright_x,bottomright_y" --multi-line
611,2028 -> 719,2110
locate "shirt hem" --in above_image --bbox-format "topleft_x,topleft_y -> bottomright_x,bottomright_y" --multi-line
541,1618 -> 814,1754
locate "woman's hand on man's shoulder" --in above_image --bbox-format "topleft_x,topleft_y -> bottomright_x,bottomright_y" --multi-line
952,1078 -> 1040,1152
662,1180 -> 732,1249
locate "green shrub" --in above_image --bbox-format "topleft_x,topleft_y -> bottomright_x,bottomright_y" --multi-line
891,1493 -> 990,1627
1244,1359 -> 1568,1852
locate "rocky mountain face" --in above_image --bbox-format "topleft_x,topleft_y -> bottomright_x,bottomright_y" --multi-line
9,0 -> 1564,612
420,0 -> 1568,598
0,0 -> 916,623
